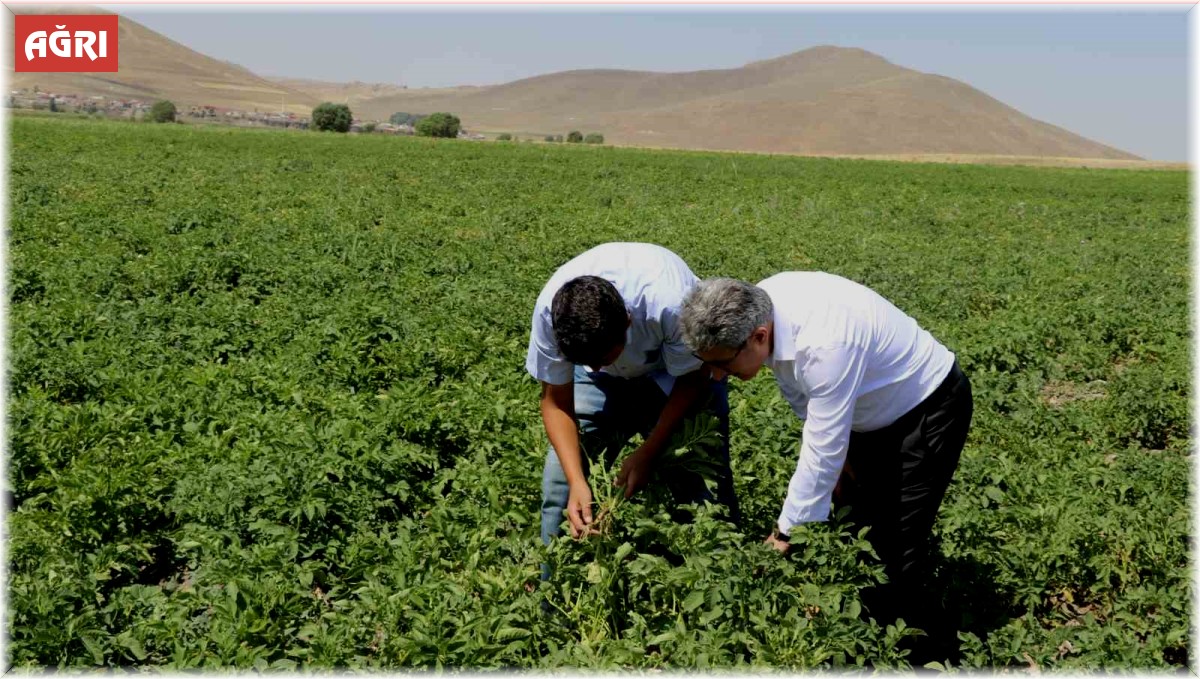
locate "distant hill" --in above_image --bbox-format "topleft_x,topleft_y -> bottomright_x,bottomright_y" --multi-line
263,77 -> 411,107
3,8 -> 1141,160
5,6 -> 318,114
352,46 -> 1139,159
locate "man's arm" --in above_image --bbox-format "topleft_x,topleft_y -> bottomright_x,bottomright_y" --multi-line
615,368 -> 710,497
776,344 -> 867,536
540,380 -> 594,537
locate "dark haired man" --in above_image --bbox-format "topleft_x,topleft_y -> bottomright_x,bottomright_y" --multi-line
527,243 -> 740,551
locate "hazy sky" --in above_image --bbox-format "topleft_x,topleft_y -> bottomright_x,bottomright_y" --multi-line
104,5 -> 1188,161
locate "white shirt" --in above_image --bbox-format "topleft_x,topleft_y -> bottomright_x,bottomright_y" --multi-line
526,243 -> 703,392
759,272 -> 955,533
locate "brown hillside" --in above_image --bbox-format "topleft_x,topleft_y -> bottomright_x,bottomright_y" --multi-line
5,6 -> 318,114
354,45 -> 1138,160
264,77 -> 413,107
2,8 -> 1143,161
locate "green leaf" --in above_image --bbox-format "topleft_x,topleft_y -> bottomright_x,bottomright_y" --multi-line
116,633 -> 147,661
682,590 -> 705,613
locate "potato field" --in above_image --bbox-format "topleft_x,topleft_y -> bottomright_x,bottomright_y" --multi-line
7,115 -> 1191,669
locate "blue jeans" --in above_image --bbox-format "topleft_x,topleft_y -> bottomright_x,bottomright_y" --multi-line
539,365 -> 741,547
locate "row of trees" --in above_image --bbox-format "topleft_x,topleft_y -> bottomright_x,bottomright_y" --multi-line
127,99 -> 600,146
313,103 -> 461,138
498,131 -> 605,144
567,131 -> 604,144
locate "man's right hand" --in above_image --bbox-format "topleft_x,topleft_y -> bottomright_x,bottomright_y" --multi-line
566,482 -> 595,538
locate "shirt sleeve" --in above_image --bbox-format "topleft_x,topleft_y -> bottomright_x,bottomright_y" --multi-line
525,304 -> 574,385
777,343 -> 868,533
659,303 -> 703,377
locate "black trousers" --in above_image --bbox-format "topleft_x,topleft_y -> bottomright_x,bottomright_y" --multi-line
835,360 -> 973,629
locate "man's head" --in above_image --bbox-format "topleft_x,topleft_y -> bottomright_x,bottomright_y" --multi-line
681,277 -> 774,381
551,275 -> 630,368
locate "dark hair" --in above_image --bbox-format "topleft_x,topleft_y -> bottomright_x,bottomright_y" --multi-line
551,276 -> 628,366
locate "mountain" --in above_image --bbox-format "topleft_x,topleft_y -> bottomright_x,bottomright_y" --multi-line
5,6 -> 318,114
4,8 -> 1140,160
263,77 -> 411,107
352,46 -> 1138,159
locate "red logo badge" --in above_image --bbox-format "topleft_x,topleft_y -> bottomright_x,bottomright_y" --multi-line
15,15 -> 119,73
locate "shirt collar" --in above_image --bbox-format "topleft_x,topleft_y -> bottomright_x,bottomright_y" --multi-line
768,304 -> 796,365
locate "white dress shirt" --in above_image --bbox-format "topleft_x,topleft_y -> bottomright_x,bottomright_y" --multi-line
759,272 -> 955,533
526,243 -> 703,394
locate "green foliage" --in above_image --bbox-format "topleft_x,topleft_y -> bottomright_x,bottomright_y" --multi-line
7,115 -> 1190,670
362,123 -> 377,134
544,135 -> 556,143
148,100 -> 176,124
497,133 -> 513,141
584,133 -> 604,145
311,102 -> 352,133
389,112 -> 423,126
48,97 -> 58,113
567,130 -> 583,143
415,112 -> 461,139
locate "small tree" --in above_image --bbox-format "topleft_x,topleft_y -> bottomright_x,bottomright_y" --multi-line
149,100 -> 177,123
415,112 -> 461,139
584,133 -> 604,144
544,135 -> 556,143
312,102 -> 352,133
555,135 -> 564,143
390,111 -> 426,126
496,133 -> 512,141
48,97 -> 58,113
363,122 -> 377,133
566,130 -> 583,143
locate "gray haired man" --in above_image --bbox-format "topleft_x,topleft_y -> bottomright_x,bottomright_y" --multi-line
680,272 -> 973,632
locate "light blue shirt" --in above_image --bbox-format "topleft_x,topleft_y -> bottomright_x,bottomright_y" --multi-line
526,242 -> 703,393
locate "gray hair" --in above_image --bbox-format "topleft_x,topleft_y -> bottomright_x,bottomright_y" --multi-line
680,277 -> 773,353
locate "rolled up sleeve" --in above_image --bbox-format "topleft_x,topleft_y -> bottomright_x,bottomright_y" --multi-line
660,305 -> 703,377
525,307 -> 573,385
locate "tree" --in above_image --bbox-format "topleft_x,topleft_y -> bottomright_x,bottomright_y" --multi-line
584,133 -> 604,144
496,133 -> 512,141
566,130 -> 583,143
312,102 -> 352,133
149,100 -> 177,123
48,97 -> 58,113
363,122 -> 377,133
390,112 -> 425,126
415,112 -> 461,139
544,135 -> 557,142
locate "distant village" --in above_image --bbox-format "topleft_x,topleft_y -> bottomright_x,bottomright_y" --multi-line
5,88 -> 488,139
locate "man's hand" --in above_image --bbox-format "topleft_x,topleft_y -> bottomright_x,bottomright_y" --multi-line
764,530 -> 790,554
614,445 -> 657,499
566,482 -> 596,538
